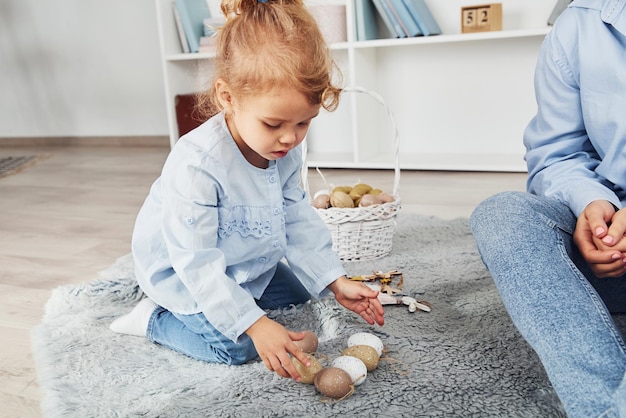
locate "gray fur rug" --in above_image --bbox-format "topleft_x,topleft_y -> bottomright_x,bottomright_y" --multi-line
32,214 -> 568,417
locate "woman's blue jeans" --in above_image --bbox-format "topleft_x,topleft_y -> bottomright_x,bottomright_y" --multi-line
470,191 -> 626,418
145,262 -> 310,365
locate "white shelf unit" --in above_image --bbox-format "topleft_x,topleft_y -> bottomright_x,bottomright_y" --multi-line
156,0 -> 554,172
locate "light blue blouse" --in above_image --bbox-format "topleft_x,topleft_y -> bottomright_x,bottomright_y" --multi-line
524,0 -> 626,216
131,112 -> 346,342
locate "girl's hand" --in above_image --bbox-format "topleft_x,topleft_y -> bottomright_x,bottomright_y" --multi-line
245,316 -> 311,381
574,200 -> 626,278
328,276 -> 385,326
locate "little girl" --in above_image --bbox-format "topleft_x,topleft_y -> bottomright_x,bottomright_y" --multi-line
110,0 -> 385,382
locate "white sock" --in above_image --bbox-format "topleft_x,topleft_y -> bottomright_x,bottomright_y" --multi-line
109,298 -> 157,337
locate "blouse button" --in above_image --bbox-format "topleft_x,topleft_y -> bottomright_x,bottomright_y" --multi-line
185,217 -> 194,225
273,208 -> 280,215
258,257 -> 267,263
273,240 -> 280,247
268,175 -> 276,183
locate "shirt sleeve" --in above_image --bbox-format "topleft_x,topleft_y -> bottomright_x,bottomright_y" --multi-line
280,148 -> 346,298
160,152 -> 265,343
524,13 -> 621,216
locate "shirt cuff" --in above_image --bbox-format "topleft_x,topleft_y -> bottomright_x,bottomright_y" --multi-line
206,305 -> 266,343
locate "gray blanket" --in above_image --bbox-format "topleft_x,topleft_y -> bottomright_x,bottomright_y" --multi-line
32,214 -> 567,417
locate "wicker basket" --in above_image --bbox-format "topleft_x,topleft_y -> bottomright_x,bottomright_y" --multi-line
303,87 -> 401,261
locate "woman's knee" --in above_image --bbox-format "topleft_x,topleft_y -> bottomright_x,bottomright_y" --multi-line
470,191 -> 528,235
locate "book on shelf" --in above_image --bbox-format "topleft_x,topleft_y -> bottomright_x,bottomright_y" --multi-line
172,2 -> 190,53
203,16 -> 225,37
548,0 -> 572,25
386,0 -> 422,37
175,94 -> 204,137
372,0 -> 405,38
354,0 -> 379,41
402,0 -> 441,36
174,0 -> 212,53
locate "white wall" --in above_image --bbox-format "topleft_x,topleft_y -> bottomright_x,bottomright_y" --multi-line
0,0 -> 557,140
0,0 -> 168,138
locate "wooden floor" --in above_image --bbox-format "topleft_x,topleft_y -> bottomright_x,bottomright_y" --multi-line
0,143 -> 526,418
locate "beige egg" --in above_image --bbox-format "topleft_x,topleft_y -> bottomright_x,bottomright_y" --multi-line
377,192 -> 395,203
347,332 -> 384,357
348,188 -> 363,202
314,367 -> 354,399
342,345 -> 380,372
332,186 -> 352,194
312,194 -> 330,209
292,353 -> 323,384
351,183 -> 372,196
330,191 -> 354,208
359,193 -> 382,207
294,330 -> 319,353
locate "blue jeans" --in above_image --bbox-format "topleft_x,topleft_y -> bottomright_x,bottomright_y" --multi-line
145,262 -> 310,365
470,191 -> 626,418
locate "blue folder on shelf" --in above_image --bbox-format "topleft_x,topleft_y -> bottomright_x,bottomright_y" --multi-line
402,0 -> 441,36
387,0 -> 422,37
372,0 -> 405,38
354,0 -> 379,40
174,0 -> 211,53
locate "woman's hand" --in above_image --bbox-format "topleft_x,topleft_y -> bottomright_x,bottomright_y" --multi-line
328,276 -> 385,326
574,200 -> 626,278
245,316 -> 311,381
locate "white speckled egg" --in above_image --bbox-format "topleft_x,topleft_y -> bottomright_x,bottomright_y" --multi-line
331,355 -> 367,386
313,189 -> 330,199
347,332 -> 384,357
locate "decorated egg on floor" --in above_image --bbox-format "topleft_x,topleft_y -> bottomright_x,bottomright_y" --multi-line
347,332 -> 384,357
294,330 -> 319,353
331,355 -> 367,386
291,353 -> 323,384
314,367 -> 354,399
342,345 -> 380,372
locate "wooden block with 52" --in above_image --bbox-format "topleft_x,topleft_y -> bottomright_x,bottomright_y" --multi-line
461,3 -> 503,33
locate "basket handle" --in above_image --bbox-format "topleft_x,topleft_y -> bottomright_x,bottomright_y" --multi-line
301,86 -> 401,199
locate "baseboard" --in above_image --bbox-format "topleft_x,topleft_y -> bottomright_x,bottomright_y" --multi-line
0,136 -> 170,148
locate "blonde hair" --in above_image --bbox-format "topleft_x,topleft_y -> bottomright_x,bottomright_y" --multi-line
195,0 -> 342,119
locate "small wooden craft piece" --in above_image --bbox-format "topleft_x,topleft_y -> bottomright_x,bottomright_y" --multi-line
349,270 -> 404,292
349,270 -> 431,313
